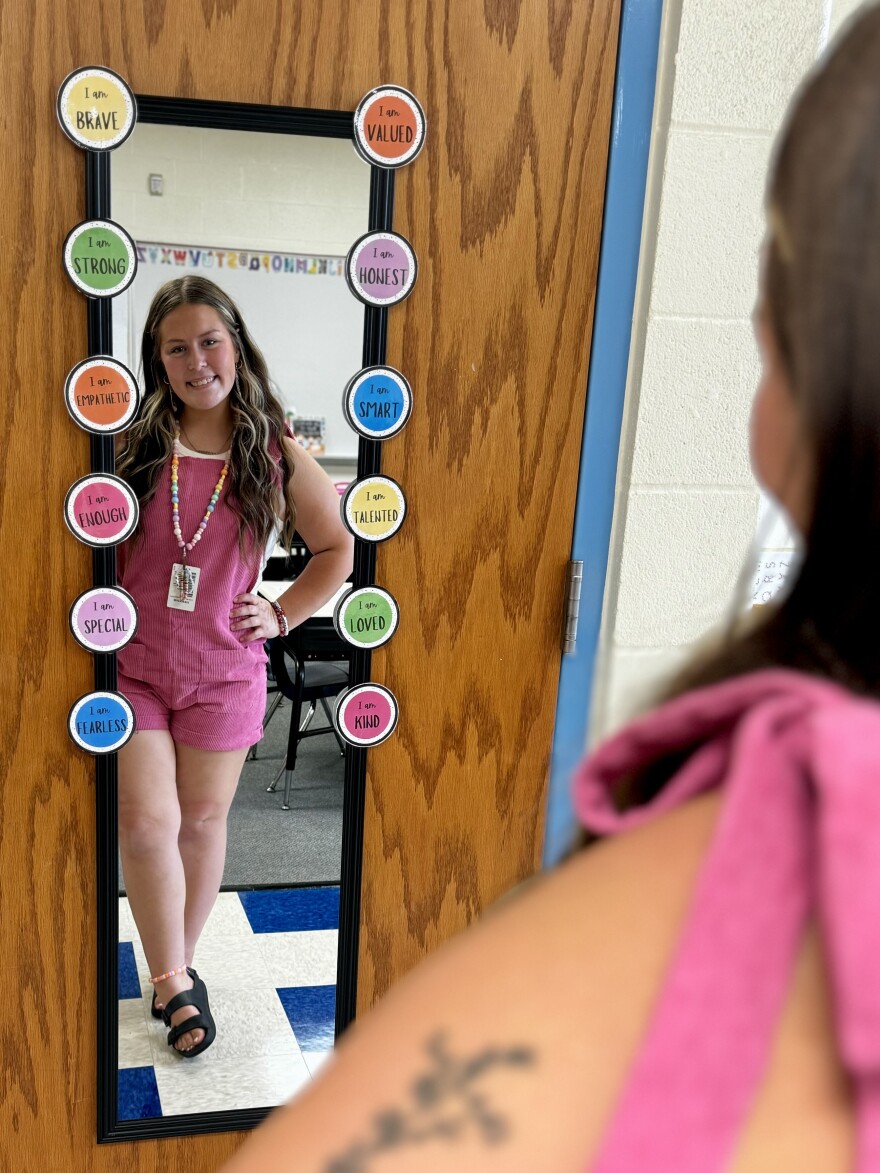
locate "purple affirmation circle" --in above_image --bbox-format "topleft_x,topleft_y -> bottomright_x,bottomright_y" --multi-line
345,232 -> 417,307
69,587 -> 138,653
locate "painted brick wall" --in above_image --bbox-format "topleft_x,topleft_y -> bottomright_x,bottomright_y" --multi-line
591,0 -> 870,738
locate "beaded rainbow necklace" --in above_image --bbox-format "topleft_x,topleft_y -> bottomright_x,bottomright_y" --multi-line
170,431 -> 229,564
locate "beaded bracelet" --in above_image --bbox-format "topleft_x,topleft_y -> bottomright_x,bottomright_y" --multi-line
149,964 -> 187,985
268,597 -> 289,638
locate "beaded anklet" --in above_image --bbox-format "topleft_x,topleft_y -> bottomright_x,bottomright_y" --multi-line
149,964 -> 188,985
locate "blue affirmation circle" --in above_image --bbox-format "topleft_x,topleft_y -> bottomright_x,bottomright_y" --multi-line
68,690 -> 135,754
343,365 -> 412,440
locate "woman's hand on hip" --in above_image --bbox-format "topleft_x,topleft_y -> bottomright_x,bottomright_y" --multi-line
230,593 -> 280,642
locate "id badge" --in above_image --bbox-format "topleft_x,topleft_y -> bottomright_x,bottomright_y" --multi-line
167,563 -> 200,611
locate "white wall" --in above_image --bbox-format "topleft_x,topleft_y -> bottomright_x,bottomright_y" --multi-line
111,123 -> 370,254
110,124 -> 372,472
591,0 -> 871,739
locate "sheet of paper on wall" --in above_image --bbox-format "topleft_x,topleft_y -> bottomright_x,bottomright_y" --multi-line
752,550 -> 797,607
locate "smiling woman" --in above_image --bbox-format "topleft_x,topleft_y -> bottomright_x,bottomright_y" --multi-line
113,274 -> 353,1060
100,106 -> 376,1132
159,306 -> 240,418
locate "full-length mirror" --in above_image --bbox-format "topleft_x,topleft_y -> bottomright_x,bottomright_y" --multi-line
98,100 -> 382,1135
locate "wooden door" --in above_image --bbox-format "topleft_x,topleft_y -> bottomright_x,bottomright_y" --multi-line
0,1 -> 619,1168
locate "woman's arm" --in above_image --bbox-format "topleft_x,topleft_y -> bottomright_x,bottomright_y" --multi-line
219,794 -> 726,1173
270,437 -> 354,629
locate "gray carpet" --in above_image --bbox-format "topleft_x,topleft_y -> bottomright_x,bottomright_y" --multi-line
117,696 -> 346,894
223,697 -> 345,887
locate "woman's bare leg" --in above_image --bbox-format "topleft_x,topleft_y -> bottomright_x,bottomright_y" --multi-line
175,743 -> 248,964
117,731 -> 204,1051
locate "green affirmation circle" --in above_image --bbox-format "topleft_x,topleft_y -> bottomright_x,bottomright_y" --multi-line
334,586 -> 399,649
63,219 -> 137,297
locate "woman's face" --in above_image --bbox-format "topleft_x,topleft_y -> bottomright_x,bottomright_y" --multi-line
749,305 -> 813,534
157,302 -> 240,415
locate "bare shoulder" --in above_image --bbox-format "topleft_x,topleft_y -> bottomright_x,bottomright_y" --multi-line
221,792 -> 852,1172
277,433 -> 352,552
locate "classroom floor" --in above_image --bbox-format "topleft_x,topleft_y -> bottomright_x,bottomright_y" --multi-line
118,886 -> 338,1119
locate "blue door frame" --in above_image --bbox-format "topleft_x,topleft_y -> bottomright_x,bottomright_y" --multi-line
543,0 -> 664,865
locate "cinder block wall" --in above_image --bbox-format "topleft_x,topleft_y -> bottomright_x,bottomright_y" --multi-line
591,0 -> 870,738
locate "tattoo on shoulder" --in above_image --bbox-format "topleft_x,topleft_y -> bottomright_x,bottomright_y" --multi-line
323,1032 -> 536,1172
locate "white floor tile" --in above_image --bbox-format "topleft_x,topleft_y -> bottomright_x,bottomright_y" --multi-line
255,929 -> 339,988
194,891 -> 255,942
149,986 -> 300,1068
118,888 -> 339,1116
118,897 -> 137,942
189,934 -> 276,990
302,1050 -> 334,1079
155,1052 -> 312,1115
118,999 -> 155,1069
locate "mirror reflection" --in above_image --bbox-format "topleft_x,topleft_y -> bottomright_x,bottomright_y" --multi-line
110,122 -> 369,1119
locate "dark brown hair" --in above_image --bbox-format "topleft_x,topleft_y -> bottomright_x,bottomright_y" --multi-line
117,276 -> 297,554
620,7 -> 880,809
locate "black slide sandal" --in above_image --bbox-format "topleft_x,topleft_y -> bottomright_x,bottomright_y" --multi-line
163,968 -> 217,1058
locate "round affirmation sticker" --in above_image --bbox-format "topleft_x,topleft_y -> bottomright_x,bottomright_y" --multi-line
343,366 -> 412,441
68,690 -> 135,754
346,232 -> 417,307
63,219 -> 137,298
69,587 -> 139,654
334,586 -> 400,649
353,85 -> 426,169
64,474 -> 139,547
65,356 -> 140,433
341,476 -> 406,543
56,66 -> 137,151
334,683 -> 398,747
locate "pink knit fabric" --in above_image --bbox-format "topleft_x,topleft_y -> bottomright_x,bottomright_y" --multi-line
574,669 -> 880,1171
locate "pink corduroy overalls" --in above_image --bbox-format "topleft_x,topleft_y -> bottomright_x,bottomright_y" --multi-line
117,442 -> 271,751
574,669 -> 880,1171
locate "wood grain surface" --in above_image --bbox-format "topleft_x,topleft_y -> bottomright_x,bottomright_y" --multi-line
0,0 -> 619,1167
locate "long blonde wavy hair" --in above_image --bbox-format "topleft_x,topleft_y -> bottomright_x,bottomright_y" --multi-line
117,276 -> 297,555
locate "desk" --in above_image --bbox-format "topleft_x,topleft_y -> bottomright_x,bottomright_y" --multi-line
258,580 -> 349,619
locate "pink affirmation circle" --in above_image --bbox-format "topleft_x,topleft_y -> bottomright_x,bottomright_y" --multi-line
64,474 -> 139,546
334,683 -> 398,747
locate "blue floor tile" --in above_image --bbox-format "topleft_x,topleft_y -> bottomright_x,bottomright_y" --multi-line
118,940 -> 141,1000
239,886 -> 339,933
278,985 -> 336,1051
118,1066 -> 161,1120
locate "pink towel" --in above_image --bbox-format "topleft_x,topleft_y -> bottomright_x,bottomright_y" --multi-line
573,669 -> 880,1171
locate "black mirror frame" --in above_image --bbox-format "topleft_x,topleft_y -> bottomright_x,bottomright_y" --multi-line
92,95 -> 394,1142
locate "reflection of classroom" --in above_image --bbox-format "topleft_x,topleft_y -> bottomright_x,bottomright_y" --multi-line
109,123 -> 369,1117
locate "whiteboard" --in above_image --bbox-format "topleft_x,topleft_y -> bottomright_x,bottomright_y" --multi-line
111,242 -> 364,459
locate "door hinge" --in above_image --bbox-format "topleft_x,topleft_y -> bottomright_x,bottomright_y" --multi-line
562,560 -> 583,655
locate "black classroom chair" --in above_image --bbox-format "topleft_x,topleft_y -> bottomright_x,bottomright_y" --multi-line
264,618 -> 350,810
